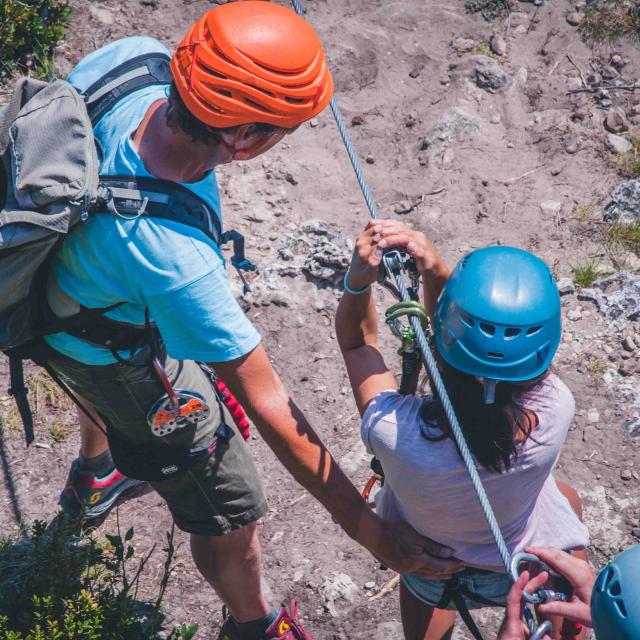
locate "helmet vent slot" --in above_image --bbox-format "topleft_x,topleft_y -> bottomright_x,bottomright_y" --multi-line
615,599 -> 628,618
480,323 -> 495,336
505,328 -> 521,338
216,89 -> 232,98
609,580 -> 622,597
487,352 -> 504,359
460,312 -> 474,328
526,326 -> 543,336
285,96 -> 307,104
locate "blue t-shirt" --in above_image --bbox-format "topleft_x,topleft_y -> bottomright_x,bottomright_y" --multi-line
45,36 -> 261,365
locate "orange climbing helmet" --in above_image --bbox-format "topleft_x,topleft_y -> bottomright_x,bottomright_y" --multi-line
170,1 -> 334,129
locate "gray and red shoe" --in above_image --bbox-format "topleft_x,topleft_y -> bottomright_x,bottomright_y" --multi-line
58,458 -> 141,520
218,601 -> 313,640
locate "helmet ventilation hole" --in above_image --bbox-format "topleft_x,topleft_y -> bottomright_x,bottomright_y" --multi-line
460,311 -> 475,327
480,323 -> 495,336
504,327 -> 521,338
526,326 -> 543,336
609,580 -> 622,597
615,599 -> 628,618
487,352 -> 504,359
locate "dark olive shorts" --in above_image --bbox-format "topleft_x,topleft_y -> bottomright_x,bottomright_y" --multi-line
46,347 -> 268,536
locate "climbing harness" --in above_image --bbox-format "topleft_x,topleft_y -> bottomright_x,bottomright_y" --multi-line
290,2 -> 562,637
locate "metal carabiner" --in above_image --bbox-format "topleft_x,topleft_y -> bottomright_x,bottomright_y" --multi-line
510,552 -> 570,605
531,620 -> 553,640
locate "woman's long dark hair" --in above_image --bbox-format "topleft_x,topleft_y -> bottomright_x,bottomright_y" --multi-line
419,363 -> 540,473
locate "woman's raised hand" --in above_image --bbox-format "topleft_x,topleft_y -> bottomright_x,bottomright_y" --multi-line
346,219 -> 444,292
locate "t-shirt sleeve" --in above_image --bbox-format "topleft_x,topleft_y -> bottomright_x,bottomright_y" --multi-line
145,254 -> 261,363
360,390 -> 404,455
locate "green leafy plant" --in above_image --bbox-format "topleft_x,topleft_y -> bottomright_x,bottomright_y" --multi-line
0,0 -> 72,80
0,519 -> 198,639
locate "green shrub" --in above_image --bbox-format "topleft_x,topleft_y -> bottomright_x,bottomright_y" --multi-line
572,260 -> 601,288
464,0 -> 510,22
0,0 -> 72,80
0,519 -> 198,640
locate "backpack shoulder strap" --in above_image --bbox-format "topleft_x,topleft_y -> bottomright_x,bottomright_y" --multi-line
95,175 -> 222,245
82,52 -> 172,126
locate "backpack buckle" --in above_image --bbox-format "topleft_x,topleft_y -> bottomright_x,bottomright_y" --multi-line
220,230 -> 256,294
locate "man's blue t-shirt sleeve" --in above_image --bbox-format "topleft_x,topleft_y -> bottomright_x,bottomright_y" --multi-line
147,260 -> 261,363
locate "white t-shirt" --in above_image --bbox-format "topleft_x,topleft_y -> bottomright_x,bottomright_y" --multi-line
361,374 -> 589,571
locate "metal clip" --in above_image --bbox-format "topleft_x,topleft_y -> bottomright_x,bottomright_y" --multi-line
511,552 -> 570,605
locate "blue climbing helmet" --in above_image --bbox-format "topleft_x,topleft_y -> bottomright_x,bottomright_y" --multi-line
591,545 -> 640,640
434,246 -> 561,403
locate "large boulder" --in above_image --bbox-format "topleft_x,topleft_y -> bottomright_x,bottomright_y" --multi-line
604,179 -> 640,223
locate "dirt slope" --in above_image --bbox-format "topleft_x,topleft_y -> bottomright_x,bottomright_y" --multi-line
1,1 -> 640,638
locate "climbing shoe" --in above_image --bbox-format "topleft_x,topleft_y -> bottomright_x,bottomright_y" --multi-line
58,458 -> 141,520
218,601 -> 314,640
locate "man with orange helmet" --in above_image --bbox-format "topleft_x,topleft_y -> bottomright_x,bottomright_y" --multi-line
43,3 -> 460,639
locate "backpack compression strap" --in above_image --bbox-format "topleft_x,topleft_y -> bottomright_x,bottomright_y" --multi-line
83,52 -> 172,125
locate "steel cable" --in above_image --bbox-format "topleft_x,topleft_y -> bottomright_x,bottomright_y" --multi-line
289,0 -> 512,574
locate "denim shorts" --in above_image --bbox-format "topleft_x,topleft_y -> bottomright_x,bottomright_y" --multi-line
402,567 -> 511,610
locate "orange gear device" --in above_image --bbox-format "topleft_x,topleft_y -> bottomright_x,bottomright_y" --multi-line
170,0 -> 333,128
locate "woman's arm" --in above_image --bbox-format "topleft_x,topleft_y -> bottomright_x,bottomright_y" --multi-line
336,220 -> 450,414
335,223 -> 397,416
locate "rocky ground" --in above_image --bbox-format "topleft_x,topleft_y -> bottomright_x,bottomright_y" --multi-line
1,0 -> 640,638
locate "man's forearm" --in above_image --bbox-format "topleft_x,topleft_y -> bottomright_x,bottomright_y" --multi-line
215,352 -> 377,543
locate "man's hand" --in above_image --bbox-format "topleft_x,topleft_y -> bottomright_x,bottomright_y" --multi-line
528,547 -> 595,628
357,513 -> 464,579
498,570 -> 551,640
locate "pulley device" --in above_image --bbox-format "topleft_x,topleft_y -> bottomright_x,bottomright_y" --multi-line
289,1 -> 568,637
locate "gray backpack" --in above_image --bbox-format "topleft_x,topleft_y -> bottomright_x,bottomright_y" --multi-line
0,55 -> 253,444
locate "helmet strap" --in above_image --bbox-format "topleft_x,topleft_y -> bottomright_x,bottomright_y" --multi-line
482,379 -> 497,405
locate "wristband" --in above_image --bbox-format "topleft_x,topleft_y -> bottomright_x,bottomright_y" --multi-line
343,271 -> 371,295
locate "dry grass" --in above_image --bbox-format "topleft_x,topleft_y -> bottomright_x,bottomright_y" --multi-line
580,1 -> 640,44
611,137 -> 640,178
587,357 -> 609,376
608,220 -> 640,256
570,202 -> 597,221
0,370 -> 71,436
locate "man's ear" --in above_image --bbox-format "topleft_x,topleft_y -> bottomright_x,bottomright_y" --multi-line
234,123 -> 260,143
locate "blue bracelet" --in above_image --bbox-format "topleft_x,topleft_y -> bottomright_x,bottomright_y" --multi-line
343,271 -> 371,295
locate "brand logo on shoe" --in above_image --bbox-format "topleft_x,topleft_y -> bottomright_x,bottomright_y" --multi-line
161,465 -> 179,475
89,491 -> 102,505
278,621 -> 290,635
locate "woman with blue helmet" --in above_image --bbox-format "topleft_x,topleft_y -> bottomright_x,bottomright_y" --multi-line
499,544 -> 640,639
336,219 -> 589,639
